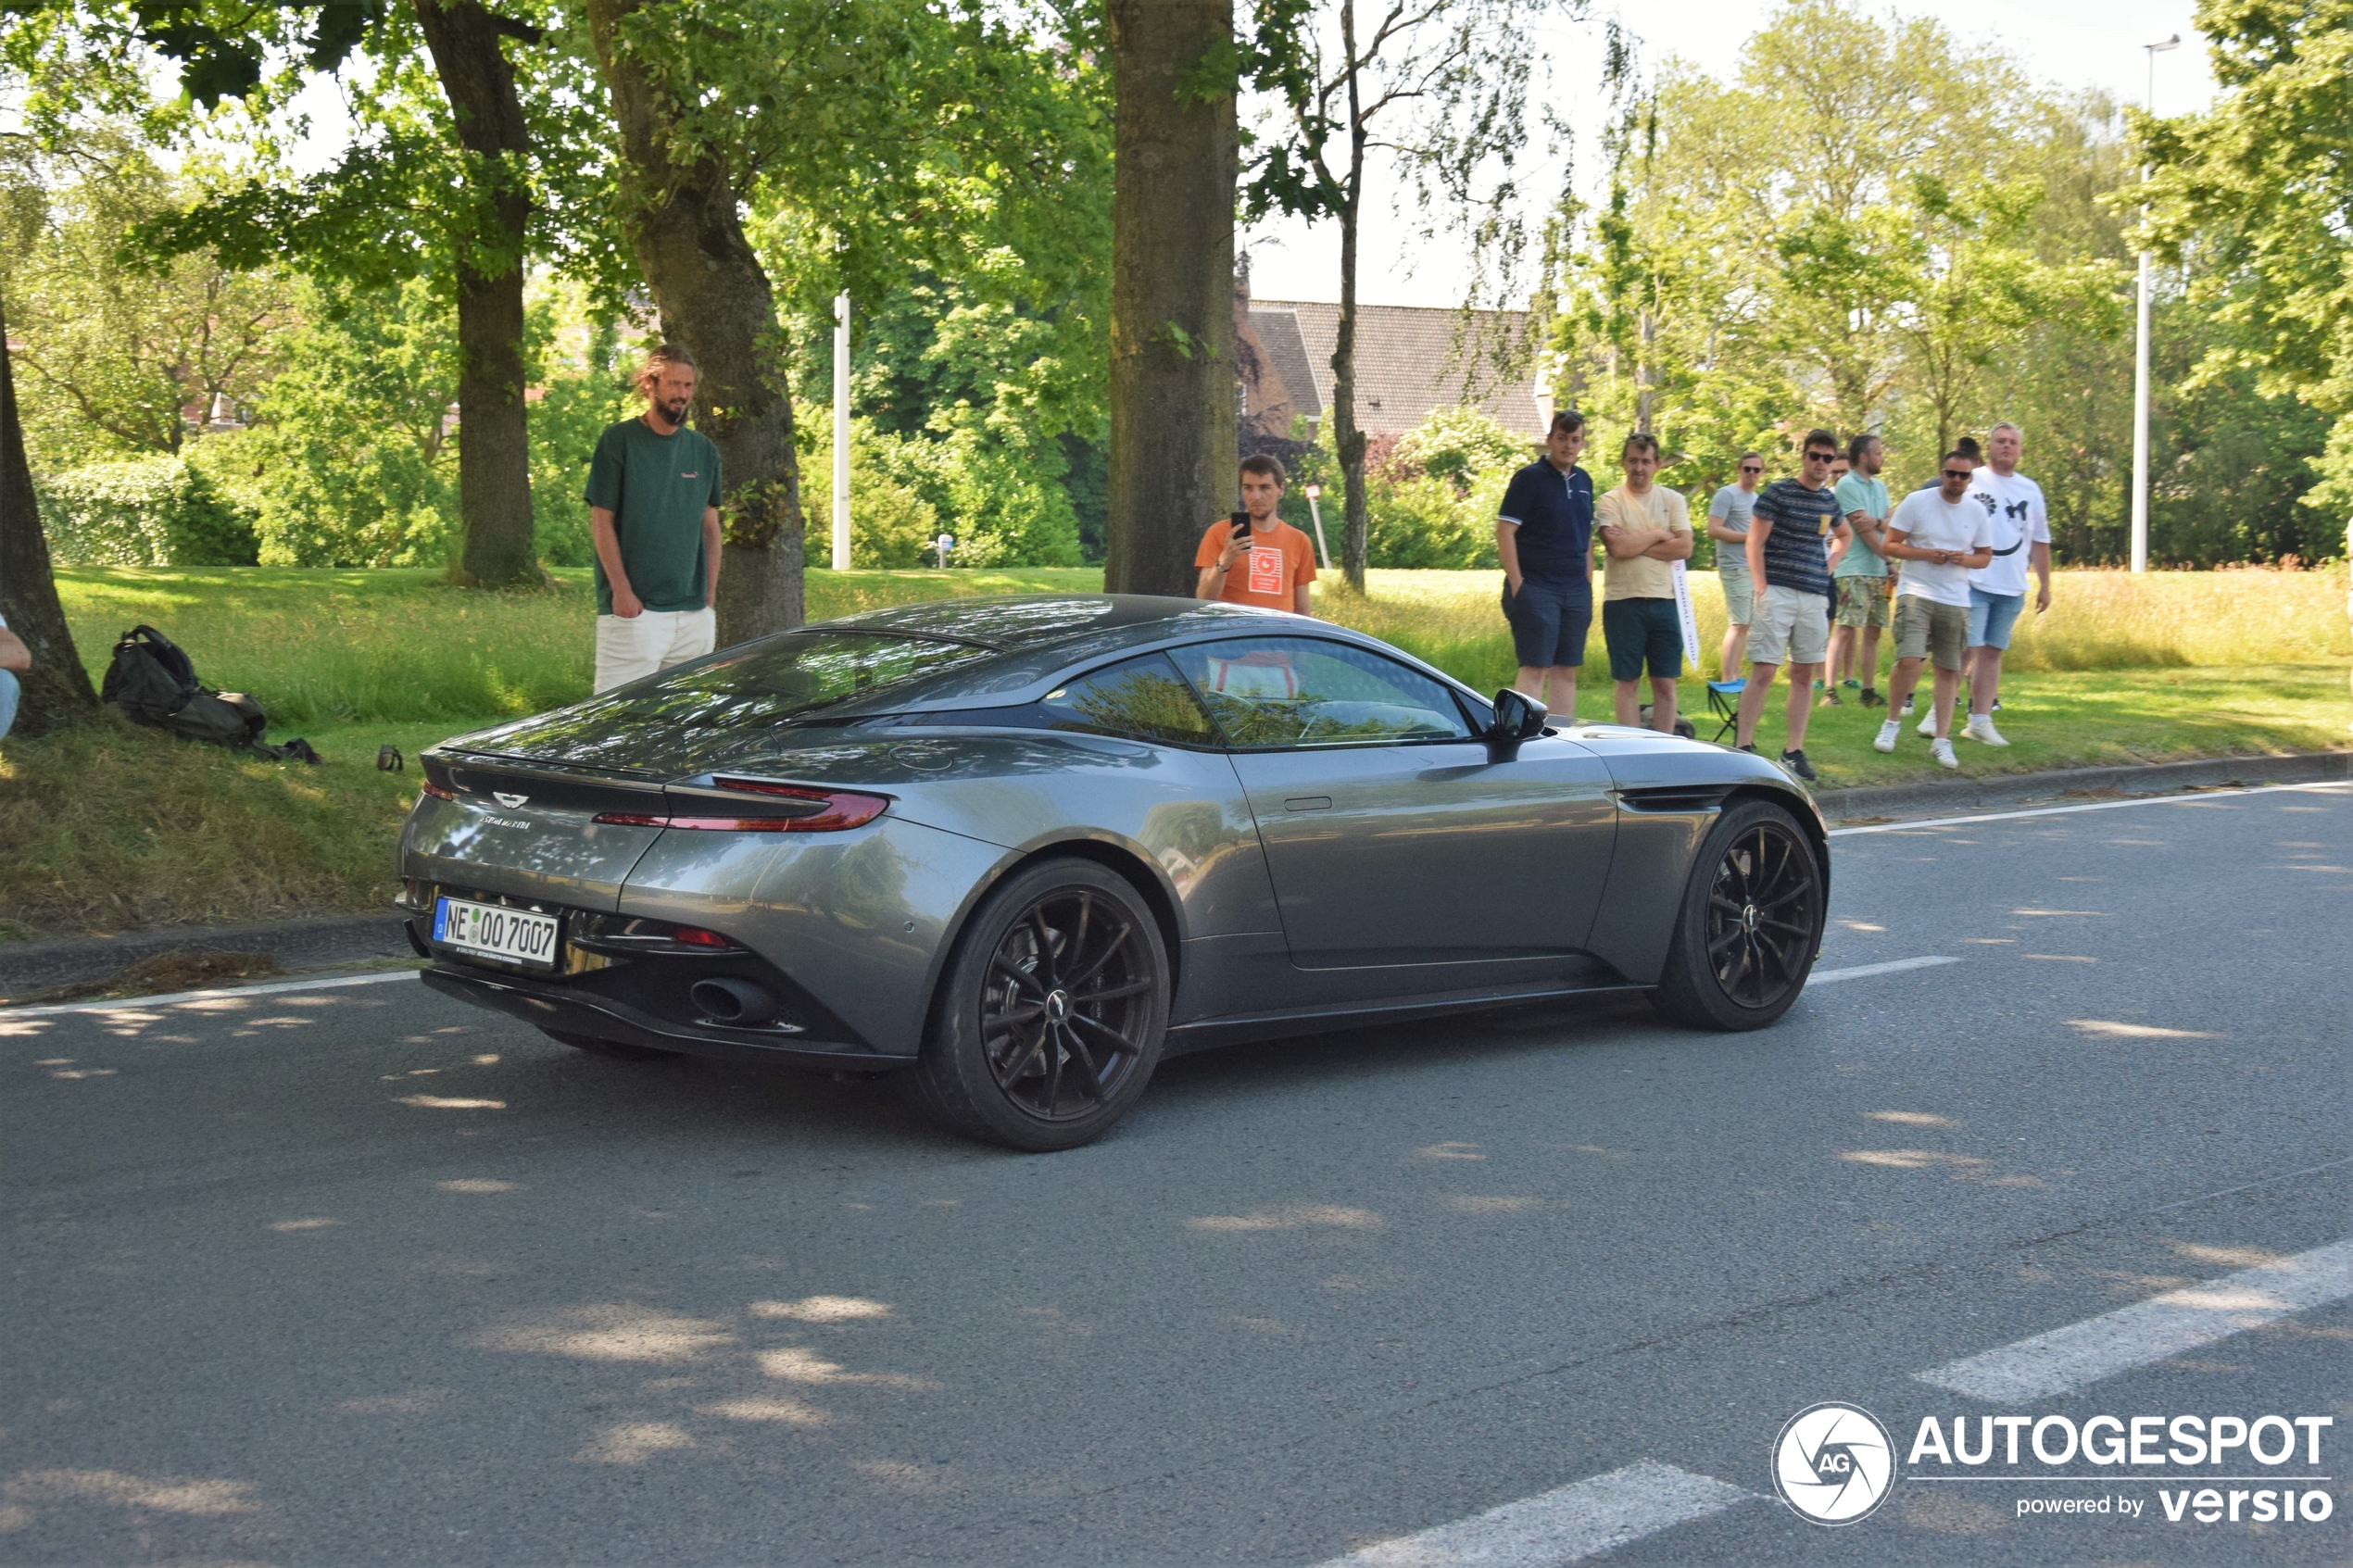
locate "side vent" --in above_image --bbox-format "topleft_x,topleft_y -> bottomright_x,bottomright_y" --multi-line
1616,784 -> 1732,814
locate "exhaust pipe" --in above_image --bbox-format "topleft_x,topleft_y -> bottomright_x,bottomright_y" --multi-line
690,977 -> 777,1027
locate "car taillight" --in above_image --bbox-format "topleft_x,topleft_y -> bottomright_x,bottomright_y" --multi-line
593,786 -> 888,834
422,781 -> 457,800
670,925 -> 736,947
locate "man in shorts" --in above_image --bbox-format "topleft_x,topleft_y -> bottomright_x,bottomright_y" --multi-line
1496,409 -> 1597,719
1733,430 -> 1847,780
1828,433 -> 1894,708
1595,433 -> 1694,733
586,344 -> 724,693
1944,420 -> 2051,746
1876,451 -> 1994,769
1706,452 -> 1764,678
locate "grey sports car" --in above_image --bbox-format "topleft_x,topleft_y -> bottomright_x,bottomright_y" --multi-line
400,595 -> 1828,1149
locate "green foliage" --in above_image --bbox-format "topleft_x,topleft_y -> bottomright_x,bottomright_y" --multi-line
2140,0 -> 2353,534
215,276 -> 460,568
1393,407 -> 1527,491
798,418 -> 941,570
38,456 -> 258,567
0,102 -> 292,472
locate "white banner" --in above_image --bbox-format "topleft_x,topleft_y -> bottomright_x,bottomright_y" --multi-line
1670,558 -> 1701,668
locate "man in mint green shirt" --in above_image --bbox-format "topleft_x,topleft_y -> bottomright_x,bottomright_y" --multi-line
585,344 -> 724,692
1827,433 -> 1893,707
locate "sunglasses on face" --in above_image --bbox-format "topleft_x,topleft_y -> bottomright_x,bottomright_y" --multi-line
1942,469 -> 1973,481
1739,464 -> 1762,473
1805,451 -> 1836,463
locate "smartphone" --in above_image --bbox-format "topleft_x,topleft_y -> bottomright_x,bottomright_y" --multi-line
1229,509 -> 1252,543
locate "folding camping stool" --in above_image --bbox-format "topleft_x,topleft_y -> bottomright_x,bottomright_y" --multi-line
1704,678 -> 1745,745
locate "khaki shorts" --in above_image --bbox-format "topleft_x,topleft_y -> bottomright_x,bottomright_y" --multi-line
1718,561 -> 1755,625
1894,594 -> 1969,670
1834,574 -> 1893,629
1749,583 -> 1830,668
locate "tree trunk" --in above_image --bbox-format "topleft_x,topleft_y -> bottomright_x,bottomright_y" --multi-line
1333,6 -> 1369,593
1104,0 -> 1236,597
414,0 -> 542,589
585,0 -> 802,646
0,295 -> 100,734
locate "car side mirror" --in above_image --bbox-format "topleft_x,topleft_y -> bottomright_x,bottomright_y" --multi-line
1486,687 -> 1548,758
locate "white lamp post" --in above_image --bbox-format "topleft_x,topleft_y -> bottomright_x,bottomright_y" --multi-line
1302,483 -> 1332,569
832,291 -> 852,571
2132,33 -> 2181,574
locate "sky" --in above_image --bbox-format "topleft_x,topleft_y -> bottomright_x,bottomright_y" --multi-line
1242,0 -> 2219,308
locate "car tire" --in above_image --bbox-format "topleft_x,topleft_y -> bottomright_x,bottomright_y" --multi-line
1650,798 -> 1825,1031
540,1027 -> 679,1061
908,859 -> 1170,1151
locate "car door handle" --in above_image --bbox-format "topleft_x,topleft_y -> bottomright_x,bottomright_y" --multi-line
1284,797 -> 1334,812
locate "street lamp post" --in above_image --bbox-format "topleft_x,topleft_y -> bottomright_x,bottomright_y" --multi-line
832,292 -> 852,571
2132,33 -> 2181,574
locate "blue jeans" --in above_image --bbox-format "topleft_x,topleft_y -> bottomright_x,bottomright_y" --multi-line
0,668 -> 19,740
1967,587 -> 2026,650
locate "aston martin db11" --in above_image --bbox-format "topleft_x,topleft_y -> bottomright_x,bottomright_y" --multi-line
400,595 -> 1828,1148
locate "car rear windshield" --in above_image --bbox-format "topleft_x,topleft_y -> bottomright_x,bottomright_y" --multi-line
456,632 -> 992,771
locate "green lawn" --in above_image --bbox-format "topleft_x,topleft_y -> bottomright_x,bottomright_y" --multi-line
1,563 -> 2345,941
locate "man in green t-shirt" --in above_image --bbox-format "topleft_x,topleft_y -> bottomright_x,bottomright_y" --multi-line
1826,433 -> 1894,708
585,344 -> 724,693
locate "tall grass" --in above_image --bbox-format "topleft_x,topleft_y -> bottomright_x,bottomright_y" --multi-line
56,566 -> 1100,727
1316,565 -> 2351,688
51,562 -> 2350,730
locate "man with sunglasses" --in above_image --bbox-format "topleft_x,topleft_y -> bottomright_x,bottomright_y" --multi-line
1876,452 -> 1996,768
1732,430 -> 1849,781
1706,452 -> 1765,679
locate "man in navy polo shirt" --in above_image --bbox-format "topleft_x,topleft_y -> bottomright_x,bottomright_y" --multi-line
1495,409 -> 1596,719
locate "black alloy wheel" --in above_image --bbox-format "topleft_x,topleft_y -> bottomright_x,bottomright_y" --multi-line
1652,799 -> 1825,1029
910,859 -> 1169,1150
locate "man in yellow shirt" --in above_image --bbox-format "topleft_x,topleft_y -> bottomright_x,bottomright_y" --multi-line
1595,433 -> 1694,733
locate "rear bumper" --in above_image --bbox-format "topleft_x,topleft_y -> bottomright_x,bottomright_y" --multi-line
420,962 -> 919,1074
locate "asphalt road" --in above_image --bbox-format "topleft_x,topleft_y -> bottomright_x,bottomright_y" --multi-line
5,784 -> 2348,1567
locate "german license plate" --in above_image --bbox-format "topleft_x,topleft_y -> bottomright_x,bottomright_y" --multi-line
434,897 -> 560,970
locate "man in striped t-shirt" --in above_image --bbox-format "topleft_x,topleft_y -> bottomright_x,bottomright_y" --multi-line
1732,429 -> 1849,782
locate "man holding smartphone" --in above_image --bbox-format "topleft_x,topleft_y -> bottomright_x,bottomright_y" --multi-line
1195,455 -> 1317,615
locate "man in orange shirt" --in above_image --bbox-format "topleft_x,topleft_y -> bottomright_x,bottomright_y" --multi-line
1194,455 -> 1317,615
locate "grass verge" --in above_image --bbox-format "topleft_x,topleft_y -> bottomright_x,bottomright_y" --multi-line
4,564 -> 2345,939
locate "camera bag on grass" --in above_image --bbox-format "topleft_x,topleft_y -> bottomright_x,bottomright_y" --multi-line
101,625 -> 319,764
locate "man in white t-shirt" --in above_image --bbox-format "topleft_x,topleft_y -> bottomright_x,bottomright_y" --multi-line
0,611 -> 27,740
1948,420 -> 2052,747
1874,450 -> 1994,769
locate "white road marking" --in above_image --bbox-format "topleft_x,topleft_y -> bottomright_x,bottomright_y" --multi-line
3,969 -> 420,1020
1806,955 -> 1961,985
1917,1236 -> 2353,1403
1309,1461 -> 1752,1568
1828,778 -> 2353,837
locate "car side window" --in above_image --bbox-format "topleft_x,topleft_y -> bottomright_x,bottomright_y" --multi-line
1168,637 -> 1475,750
1033,653 -> 1221,746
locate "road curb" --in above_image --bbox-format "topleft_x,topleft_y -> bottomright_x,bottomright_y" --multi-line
1813,748 -> 2352,823
0,912 -> 410,1001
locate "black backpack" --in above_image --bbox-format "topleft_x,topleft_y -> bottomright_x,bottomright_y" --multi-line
101,625 -> 319,763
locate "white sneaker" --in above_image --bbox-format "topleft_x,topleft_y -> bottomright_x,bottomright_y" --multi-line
1917,710 -> 1938,737
1964,714 -> 2009,746
1873,720 -> 1900,754
1931,737 -> 1959,770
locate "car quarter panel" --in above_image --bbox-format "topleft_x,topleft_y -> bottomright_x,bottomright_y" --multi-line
616,815 -> 1008,1055
1567,727 -> 1826,985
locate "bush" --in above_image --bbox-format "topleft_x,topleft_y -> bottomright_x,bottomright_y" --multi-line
800,441 -> 943,568
37,456 -> 259,567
